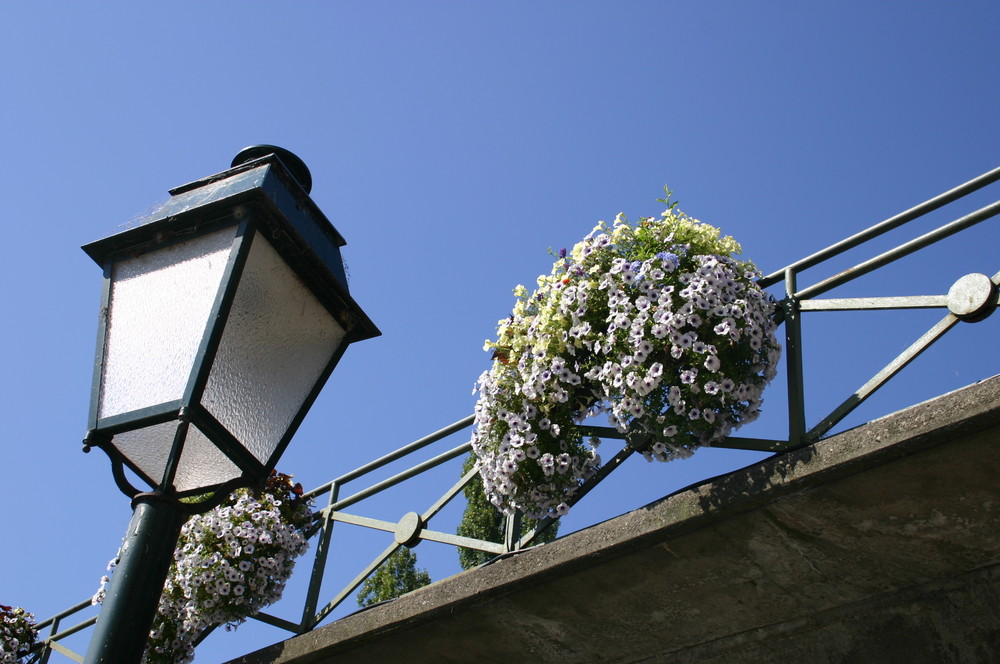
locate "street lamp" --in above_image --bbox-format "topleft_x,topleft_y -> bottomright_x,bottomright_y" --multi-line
80,146 -> 379,664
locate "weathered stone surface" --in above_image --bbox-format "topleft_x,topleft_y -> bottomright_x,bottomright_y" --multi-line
226,376 -> 1000,664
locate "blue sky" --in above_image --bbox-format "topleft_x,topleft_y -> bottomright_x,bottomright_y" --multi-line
1,2 -> 998,662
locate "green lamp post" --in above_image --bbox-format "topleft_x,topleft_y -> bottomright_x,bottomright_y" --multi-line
80,147 -> 379,664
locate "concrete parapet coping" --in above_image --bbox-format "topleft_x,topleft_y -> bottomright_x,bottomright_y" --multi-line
228,375 -> 1000,663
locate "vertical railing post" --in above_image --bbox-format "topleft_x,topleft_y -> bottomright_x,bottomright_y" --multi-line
783,267 -> 807,446
504,510 -> 522,553
38,617 -> 59,664
300,482 -> 340,632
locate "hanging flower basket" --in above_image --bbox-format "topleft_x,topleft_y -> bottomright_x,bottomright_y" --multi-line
94,472 -> 313,664
0,605 -> 37,664
470,192 -> 781,519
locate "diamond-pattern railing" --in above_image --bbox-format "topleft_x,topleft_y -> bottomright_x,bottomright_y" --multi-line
30,164 -> 1000,662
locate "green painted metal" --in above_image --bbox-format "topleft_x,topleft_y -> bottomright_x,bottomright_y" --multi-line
706,436 -> 792,453
314,542 -> 399,625
82,494 -> 187,664
33,599 -> 96,664
421,468 -> 477,525
45,641 -> 83,663
795,200 -> 1000,301
759,164 -> 1000,288
799,295 -> 948,311
783,269 -> 807,446
319,441 -> 472,515
305,415 -> 475,500
37,165 -> 999,663
806,269 -> 1000,441
300,481 -> 341,631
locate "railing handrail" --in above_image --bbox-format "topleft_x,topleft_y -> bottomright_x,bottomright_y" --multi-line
304,415 -> 475,500
759,164 -> 1000,288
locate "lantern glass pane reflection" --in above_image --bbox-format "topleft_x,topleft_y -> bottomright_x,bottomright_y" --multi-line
201,232 -> 346,465
98,227 -> 237,419
111,422 -> 243,492
107,422 -> 178,486
173,425 -> 243,492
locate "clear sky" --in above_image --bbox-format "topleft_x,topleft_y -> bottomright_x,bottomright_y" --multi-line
1,2 -> 998,662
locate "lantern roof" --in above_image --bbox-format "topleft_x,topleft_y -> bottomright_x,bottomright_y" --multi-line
83,151 -> 379,345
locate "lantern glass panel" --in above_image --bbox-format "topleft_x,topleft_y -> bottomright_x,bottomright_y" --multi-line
201,231 -> 346,465
99,227 -> 237,419
173,424 -> 243,493
108,421 -> 182,486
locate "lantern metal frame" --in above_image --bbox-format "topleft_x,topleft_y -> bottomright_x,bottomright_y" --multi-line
81,148 -> 379,512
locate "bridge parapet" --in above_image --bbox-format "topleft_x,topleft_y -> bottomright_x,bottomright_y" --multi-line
226,374 -> 1000,664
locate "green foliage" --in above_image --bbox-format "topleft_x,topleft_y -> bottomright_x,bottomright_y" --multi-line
456,455 -> 558,570
356,548 -> 432,608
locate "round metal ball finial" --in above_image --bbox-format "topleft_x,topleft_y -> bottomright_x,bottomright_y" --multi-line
232,145 -> 313,194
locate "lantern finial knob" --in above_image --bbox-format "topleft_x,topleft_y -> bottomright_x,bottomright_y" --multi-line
232,145 -> 313,194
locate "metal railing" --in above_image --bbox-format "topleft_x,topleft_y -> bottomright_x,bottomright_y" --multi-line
30,165 -> 1000,662
759,165 -> 1000,446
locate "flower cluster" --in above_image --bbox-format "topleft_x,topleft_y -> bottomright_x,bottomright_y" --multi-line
471,192 -> 780,518
94,472 -> 313,664
0,605 -> 36,664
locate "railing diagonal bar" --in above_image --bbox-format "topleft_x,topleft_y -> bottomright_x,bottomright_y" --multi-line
807,269 -> 1000,441
248,612 -> 300,633
43,641 -> 82,664
518,443 -> 637,549
33,599 -> 93,634
578,425 -> 626,439
420,467 -> 479,526
807,313 -> 960,441
312,542 -> 399,626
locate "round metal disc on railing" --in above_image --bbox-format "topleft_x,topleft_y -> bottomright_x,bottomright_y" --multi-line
394,511 -> 424,548
947,273 -> 997,322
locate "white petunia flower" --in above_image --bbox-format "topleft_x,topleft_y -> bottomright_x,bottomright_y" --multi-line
471,203 -> 780,518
